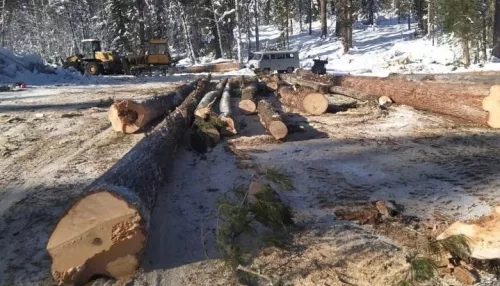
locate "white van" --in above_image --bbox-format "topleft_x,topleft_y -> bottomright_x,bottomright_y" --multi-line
247,50 -> 300,73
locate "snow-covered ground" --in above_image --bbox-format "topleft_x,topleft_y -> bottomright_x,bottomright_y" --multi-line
253,14 -> 500,76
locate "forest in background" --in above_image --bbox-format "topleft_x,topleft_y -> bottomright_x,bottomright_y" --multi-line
1,0 -> 500,67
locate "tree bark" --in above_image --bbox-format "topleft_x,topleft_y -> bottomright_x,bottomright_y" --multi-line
239,79 -> 260,114
108,81 -> 198,133
235,0 -> 242,63
257,99 -> 288,140
296,69 -> 492,126
309,0 -> 313,35
278,85 -> 329,115
211,0 -> 224,58
320,0 -> 327,38
255,0 -> 260,51
46,77 -> 211,286
493,0 -> 500,58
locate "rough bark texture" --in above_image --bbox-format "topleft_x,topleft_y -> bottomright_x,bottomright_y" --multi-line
257,99 -> 288,140
278,85 -> 329,115
297,69 -> 491,126
280,73 -> 330,93
47,76 -> 211,286
108,81 -> 197,133
195,78 -> 228,119
239,79 -> 260,115
329,86 -> 375,101
388,72 -> 500,84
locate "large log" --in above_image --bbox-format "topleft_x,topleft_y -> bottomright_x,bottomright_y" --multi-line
257,99 -> 288,140
195,78 -> 228,119
239,79 -> 260,115
219,80 -> 237,135
278,85 -> 329,115
46,76 -> 211,285
108,81 -> 197,133
296,69 -> 492,126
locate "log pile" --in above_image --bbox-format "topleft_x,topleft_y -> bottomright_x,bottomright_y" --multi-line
46,76 -> 211,285
294,69 -> 500,128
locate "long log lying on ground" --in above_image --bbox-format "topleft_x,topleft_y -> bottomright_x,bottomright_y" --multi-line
278,85 -> 329,115
296,69 -> 493,126
239,78 -> 260,114
219,81 -> 237,135
108,81 -> 197,133
46,76 -> 211,286
257,99 -> 288,140
195,78 -> 228,119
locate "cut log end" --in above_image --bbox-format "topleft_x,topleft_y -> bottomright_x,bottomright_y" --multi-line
303,92 -> 329,115
239,99 -> 257,115
483,85 -> 500,128
220,116 -> 237,135
268,121 -> 288,140
109,101 -> 147,133
47,191 -> 146,285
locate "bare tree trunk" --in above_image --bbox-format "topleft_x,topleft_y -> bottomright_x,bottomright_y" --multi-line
494,0 -> 500,58
320,0 -> 327,37
178,1 -> 197,63
0,0 -> 6,47
482,11 -> 488,61
309,0 -> 313,35
212,0 -> 225,57
235,0 -> 242,63
137,0 -> 145,54
255,0 -> 260,51
407,8 -> 411,30
298,0 -> 303,31
463,38 -> 471,67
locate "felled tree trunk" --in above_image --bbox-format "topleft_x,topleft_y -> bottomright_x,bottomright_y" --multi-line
46,77 -> 211,286
195,78 -> 228,119
278,85 -> 329,115
219,81 -> 237,135
239,79 -> 260,114
296,69 -> 492,126
257,99 -> 288,140
108,81 -> 197,133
